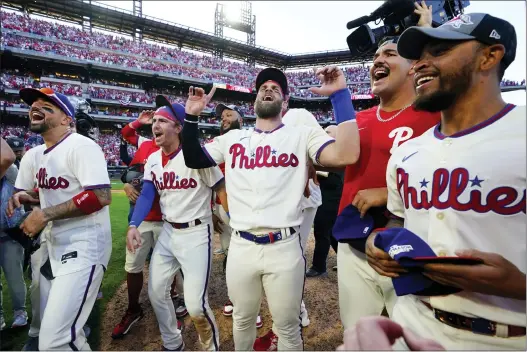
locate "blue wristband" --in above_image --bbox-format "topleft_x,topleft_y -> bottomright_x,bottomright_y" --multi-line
330,88 -> 356,124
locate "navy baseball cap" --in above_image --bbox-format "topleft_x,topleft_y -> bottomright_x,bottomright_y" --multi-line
398,13 -> 517,70
19,87 -> 76,119
6,137 -> 25,151
332,205 -> 375,252
215,104 -> 244,119
256,68 -> 289,96
154,95 -> 185,125
374,228 -> 462,297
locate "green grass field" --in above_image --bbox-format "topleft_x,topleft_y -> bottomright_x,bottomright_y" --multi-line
0,184 -> 129,350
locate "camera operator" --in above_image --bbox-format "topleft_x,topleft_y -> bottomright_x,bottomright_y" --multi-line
333,1 -> 441,330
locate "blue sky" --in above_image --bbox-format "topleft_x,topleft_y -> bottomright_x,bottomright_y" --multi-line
97,1 -> 525,81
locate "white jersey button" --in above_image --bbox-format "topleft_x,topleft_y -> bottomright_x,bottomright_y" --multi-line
436,213 -> 445,220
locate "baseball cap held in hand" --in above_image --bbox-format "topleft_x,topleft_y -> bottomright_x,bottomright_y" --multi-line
374,228 -> 466,297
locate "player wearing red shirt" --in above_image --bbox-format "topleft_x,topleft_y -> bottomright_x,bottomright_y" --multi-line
333,30 -> 441,329
112,98 -> 186,339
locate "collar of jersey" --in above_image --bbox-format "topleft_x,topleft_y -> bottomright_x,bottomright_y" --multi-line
162,146 -> 181,160
433,104 -> 516,140
254,123 -> 285,134
43,132 -> 73,155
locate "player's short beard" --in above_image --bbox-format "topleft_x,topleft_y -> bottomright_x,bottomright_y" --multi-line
29,119 -> 55,134
414,59 -> 474,112
255,98 -> 283,119
220,119 -> 241,135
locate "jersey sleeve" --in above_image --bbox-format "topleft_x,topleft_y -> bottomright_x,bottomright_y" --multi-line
198,165 -> 225,189
121,124 -> 139,146
70,143 -> 111,190
143,155 -> 154,183
386,153 -> 405,218
203,135 -> 226,165
306,126 -> 336,166
14,151 -> 36,191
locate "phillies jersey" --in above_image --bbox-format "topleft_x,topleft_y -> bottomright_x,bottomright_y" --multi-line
387,104 -> 526,326
15,133 -> 112,277
144,148 -> 224,223
204,123 -> 334,232
338,106 -> 441,214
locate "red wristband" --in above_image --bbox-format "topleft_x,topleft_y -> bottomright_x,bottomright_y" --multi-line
130,120 -> 143,130
73,190 -> 104,214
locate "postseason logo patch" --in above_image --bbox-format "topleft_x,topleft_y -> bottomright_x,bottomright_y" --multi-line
61,251 -> 78,264
388,244 -> 413,259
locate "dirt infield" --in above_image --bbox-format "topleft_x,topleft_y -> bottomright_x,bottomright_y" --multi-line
99,232 -> 342,351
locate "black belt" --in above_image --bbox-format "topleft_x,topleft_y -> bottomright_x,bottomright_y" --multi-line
421,301 -> 526,337
238,227 -> 296,244
167,219 -> 202,229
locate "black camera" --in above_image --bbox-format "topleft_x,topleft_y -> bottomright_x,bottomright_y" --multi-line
346,0 -> 470,56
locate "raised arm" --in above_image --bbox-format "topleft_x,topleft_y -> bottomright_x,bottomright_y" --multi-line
308,66 -> 360,168
121,110 -> 154,147
182,86 -> 223,169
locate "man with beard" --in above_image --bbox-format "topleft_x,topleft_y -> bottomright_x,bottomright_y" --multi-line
211,103 -> 266,328
181,66 -> 360,350
7,87 -> 112,351
332,2 -> 441,330
367,13 -> 525,350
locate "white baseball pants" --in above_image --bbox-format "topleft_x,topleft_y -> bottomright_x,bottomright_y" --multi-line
227,229 -> 305,351
39,264 -> 105,351
148,220 -> 219,351
337,242 -> 397,329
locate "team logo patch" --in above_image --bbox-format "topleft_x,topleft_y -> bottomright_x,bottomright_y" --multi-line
445,14 -> 473,29
388,244 -> 413,258
61,251 -> 78,264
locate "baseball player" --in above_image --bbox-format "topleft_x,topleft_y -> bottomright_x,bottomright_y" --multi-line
253,107 -> 322,351
7,87 -> 112,351
181,66 -> 361,351
211,103 -> 265,328
126,102 -> 226,351
21,110 -> 100,351
367,13 -> 526,350
333,5 -> 441,330
114,100 -> 186,340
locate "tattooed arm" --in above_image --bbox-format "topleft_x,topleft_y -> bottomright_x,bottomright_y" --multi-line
42,188 -> 111,221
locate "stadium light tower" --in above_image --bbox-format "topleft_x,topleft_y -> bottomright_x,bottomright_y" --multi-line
133,0 -> 143,42
214,1 -> 256,66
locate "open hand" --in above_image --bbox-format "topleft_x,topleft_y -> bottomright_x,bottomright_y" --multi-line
415,1 -> 433,28
308,66 -> 347,97
185,86 -> 216,116
423,249 -> 526,300
366,232 -> 407,278
126,227 -> 142,254
137,110 -> 155,124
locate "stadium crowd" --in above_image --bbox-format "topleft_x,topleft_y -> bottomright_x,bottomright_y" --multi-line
1,11 -> 375,97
